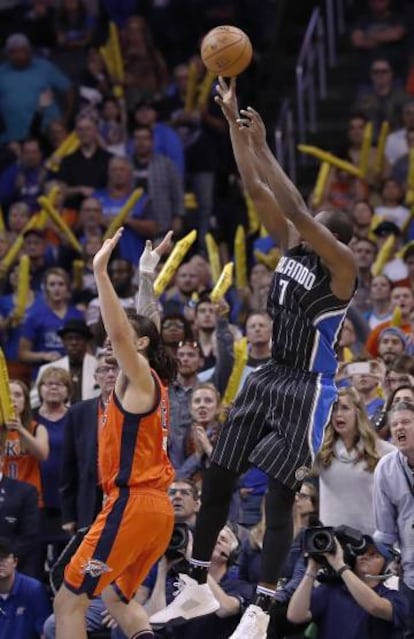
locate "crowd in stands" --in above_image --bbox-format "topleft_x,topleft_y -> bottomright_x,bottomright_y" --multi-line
1,0 -> 414,638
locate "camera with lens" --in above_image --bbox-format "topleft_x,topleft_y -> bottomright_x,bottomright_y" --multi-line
165,523 -> 189,561
303,524 -> 368,577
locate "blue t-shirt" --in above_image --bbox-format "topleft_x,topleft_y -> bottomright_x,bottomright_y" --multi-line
0,293 -> 40,361
39,413 -> 68,509
93,189 -> 151,265
20,298 -> 83,375
0,57 -> 71,143
0,571 -> 51,639
310,581 -> 407,639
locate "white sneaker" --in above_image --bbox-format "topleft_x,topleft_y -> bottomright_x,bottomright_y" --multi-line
228,604 -> 270,639
149,574 -> 219,626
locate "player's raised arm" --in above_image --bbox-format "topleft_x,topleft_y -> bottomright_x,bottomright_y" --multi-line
215,77 -> 297,252
93,228 -> 153,395
238,106 -> 356,300
135,231 -> 173,331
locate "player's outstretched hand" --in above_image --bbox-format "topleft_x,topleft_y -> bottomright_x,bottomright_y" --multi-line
93,227 -> 123,274
139,230 -> 173,276
237,107 -> 267,147
215,76 -> 238,123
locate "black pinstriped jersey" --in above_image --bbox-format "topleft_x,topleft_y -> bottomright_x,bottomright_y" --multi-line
268,245 -> 353,374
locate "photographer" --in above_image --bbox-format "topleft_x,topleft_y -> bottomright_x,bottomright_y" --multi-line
146,524 -> 254,638
287,535 -> 406,639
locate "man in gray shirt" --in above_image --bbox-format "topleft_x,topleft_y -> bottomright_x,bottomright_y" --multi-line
374,400 -> 414,637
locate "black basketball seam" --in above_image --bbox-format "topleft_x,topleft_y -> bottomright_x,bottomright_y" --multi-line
207,38 -> 250,73
202,35 -> 245,63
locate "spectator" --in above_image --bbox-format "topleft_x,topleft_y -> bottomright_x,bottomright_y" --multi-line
0,137 -> 46,213
392,128 -> 414,188
55,0 -> 93,51
0,261 -> 39,384
76,196 -> 105,243
352,58 -> 408,136
379,326 -> 408,367
386,355 -> 414,394
287,534 -> 407,639
22,0 -> 57,52
94,156 -> 158,265
245,312 -> 272,368
161,313 -> 194,357
86,258 -> 136,338
176,382 -> 221,482
386,100 -> 414,165
18,267 -> 84,375
0,537 -> 51,639
162,261 -> 200,317
402,245 -> 414,290
35,366 -> 72,575
98,95 -> 128,156
351,200 -> 375,239
130,98 -> 185,177
0,33 -> 74,143
168,479 -> 200,529
237,468 -> 268,529
58,114 -> 113,207
346,359 -> 386,419
31,318 -> 97,407
4,379 -> 49,504
131,123 -> 185,234
350,0 -> 407,73
22,228 -> 58,291
194,296 -> 219,370
315,386 -> 394,535
7,201 -> 31,240
0,452 -> 39,577
352,238 -> 377,315
366,286 -> 414,357
168,339 -> 204,470
375,178 -> 410,229
122,15 -> 169,107
342,113 -> 390,186
374,399 -> 414,637
365,275 -> 393,329
60,352 -> 118,535
375,383 -> 414,439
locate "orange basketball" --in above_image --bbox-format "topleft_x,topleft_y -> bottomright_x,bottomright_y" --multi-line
200,25 -> 252,77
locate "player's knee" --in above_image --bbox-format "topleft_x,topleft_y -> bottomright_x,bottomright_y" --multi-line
54,584 -> 88,618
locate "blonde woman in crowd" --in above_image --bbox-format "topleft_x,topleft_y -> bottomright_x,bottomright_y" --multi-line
315,386 -> 394,535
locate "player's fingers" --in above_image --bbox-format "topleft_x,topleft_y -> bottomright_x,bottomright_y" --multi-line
218,75 -> 228,91
230,76 -> 237,91
236,118 -> 251,127
156,230 -> 173,254
215,83 -> 224,97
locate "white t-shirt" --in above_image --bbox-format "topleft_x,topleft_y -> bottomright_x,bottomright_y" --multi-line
385,128 -> 408,166
375,205 -> 410,229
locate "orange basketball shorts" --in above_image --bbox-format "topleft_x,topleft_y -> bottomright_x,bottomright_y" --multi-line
64,488 -> 174,602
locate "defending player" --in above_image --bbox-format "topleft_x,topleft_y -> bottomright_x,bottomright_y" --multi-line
54,228 -> 176,639
150,78 -> 357,639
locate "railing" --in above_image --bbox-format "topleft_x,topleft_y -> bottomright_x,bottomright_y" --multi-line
275,99 -> 296,183
273,0 -> 349,177
296,7 -> 327,146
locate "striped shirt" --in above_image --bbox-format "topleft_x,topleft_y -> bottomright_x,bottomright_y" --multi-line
268,245 -> 351,374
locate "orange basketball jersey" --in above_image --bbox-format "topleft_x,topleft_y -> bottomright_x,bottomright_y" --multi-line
98,370 -> 174,495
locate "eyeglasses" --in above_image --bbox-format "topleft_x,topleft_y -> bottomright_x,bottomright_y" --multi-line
96,366 -> 118,374
168,488 -> 194,498
163,320 -> 185,329
42,381 -> 66,388
178,340 -> 200,350
296,492 -> 312,501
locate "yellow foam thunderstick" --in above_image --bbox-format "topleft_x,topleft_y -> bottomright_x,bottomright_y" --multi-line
205,233 -> 221,283
298,145 -> 362,178
38,196 -> 82,254
234,225 -> 248,289
103,189 -> 143,240
13,255 -> 30,324
211,262 -> 234,303
154,230 -> 197,297
0,347 -> 15,422
221,337 -> 248,411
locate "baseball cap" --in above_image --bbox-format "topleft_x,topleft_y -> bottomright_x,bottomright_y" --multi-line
373,220 -> 401,237
0,537 -> 15,557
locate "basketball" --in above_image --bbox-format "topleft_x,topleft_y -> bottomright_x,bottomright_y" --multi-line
200,25 -> 252,77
